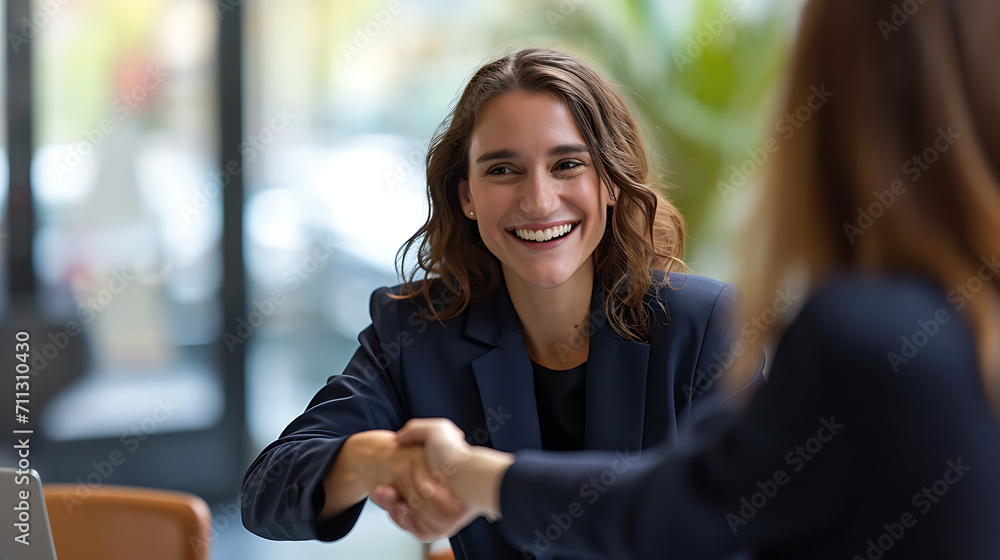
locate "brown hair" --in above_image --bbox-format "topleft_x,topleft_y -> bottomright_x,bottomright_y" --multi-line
736,0 -> 1000,409
394,47 -> 687,341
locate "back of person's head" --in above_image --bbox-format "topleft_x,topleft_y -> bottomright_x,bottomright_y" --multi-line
396,47 -> 686,341
740,0 -> 1000,405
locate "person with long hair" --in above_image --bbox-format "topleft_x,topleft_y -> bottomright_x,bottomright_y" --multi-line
241,47 -> 763,558
380,0 -> 1000,557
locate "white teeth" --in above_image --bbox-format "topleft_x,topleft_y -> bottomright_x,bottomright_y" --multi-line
513,223 -> 575,242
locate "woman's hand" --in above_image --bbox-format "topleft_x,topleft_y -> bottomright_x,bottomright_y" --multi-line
320,429 -> 467,541
369,418 -> 514,540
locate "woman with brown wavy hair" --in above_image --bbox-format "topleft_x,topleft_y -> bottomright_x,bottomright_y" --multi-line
383,1 -> 1000,558
242,47 -> 763,558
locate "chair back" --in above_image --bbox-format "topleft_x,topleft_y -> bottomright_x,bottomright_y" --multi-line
43,484 -> 213,560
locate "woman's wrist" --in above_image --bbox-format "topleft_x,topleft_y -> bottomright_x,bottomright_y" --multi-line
339,432 -> 372,484
345,430 -> 398,486
319,430 -> 392,520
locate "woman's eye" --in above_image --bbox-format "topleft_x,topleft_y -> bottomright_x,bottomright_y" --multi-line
556,161 -> 584,171
487,166 -> 514,176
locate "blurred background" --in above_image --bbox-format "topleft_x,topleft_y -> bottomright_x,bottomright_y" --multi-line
0,0 -> 803,557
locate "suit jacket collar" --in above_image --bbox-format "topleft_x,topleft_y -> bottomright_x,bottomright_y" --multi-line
466,275 -> 650,454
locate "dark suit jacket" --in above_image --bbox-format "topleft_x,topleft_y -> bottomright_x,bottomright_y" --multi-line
241,272 -> 765,559
498,273 -> 1000,559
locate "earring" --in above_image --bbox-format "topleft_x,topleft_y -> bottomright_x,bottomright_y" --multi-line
470,211 -> 474,217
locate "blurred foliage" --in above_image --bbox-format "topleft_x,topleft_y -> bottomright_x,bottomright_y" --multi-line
490,0 -> 796,268
35,0 -> 166,142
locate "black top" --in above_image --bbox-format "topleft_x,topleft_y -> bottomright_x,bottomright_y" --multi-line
531,361 -> 587,451
499,273 -> 1000,559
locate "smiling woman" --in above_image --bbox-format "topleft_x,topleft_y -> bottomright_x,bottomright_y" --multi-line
457,91 -> 617,368
241,47 -> 765,560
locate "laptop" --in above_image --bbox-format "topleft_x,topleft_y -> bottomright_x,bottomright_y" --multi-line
0,467 -> 59,560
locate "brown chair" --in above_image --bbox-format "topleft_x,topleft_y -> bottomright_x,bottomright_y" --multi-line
42,484 -> 213,560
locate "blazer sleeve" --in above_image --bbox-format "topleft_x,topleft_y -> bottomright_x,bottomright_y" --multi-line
497,300 -> 864,559
685,282 -> 766,422
241,288 -> 410,542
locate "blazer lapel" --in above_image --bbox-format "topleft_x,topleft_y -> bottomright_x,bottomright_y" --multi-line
464,277 -> 652,455
466,279 -> 543,453
584,289 -> 651,455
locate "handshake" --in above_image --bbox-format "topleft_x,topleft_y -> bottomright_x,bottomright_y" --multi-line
322,419 -> 515,542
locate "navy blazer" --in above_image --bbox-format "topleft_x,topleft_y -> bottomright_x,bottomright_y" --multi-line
498,273 -> 1000,559
241,272 -> 765,559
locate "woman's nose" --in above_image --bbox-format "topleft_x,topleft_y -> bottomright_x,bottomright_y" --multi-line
519,172 -> 559,217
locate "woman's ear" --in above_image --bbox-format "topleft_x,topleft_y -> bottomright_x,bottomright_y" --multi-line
607,182 -> 620,207
458,179 -> 476,218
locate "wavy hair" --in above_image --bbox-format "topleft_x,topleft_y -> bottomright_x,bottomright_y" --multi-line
393,47 -> 687,341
